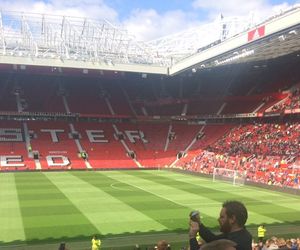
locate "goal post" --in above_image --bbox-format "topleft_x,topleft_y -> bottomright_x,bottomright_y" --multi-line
213,168 -> 247,186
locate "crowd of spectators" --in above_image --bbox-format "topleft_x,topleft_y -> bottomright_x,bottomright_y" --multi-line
184,122 -> 300,188
288,88 -> 300,110
207,122 -> 299,157
195,236 -> 300,250
185,149 -> 300,188
269,88 -> 300,113
251,237 -> 300,250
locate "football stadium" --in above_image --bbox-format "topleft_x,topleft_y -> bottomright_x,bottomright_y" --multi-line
0,5 -> 300,250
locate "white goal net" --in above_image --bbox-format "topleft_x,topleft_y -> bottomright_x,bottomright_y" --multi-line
213,168 -> 247,186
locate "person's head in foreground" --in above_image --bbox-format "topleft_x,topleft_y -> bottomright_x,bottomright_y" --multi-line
200,239 -> 237,250
58,242 -> 67,250
218,201 -> 248,234
156,240 -> 170,250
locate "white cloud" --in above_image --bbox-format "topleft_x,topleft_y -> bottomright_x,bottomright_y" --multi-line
123,0 -> 298,41
123,9 -> 201,41
0,0 -> 118,21
0,0 -> 202,41
192,0 -> 296,22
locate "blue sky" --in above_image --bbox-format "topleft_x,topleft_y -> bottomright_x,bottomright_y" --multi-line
108,0 -> 194,19
0,0 -> 299,40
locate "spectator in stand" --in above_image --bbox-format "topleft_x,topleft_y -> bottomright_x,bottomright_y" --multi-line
189,201 -> 252,250
156,240 -> 171,250
292,238 -> 300,250
134,244 -> 141,250
58,242 -> 69,250
264,238 -> 278,249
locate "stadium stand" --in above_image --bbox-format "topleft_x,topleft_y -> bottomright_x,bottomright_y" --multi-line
1,68 -> 300,181
0,121 -> 35,170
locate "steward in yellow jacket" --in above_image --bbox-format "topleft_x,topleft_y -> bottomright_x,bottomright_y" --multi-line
91,235 -> 101,250
257,225 -> 266,242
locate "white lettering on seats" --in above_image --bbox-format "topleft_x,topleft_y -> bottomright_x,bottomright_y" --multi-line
0,128 -> 23,142
0,155 -> 25,167
86,130 -> 108,143
46,155 -> 70,166
124,130 -> 148,143
40,129 -> 64,142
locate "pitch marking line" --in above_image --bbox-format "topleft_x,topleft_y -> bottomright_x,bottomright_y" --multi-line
104,173 -> 203,209
110,182 -> 135,191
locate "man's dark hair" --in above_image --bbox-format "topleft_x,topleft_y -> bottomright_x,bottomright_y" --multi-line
222,201 -> 248,227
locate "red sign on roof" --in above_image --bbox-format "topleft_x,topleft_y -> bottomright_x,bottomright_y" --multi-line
247,25 -> 265,41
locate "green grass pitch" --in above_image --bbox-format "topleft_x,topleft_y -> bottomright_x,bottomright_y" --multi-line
0,170 -> 300,249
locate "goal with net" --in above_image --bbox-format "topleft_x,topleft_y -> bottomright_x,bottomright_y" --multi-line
212,167 -> 247,186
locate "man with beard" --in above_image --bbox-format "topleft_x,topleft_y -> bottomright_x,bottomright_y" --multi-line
189,201 -> 252,250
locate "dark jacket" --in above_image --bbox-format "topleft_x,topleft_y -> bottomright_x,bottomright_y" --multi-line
190,223 -> 252,250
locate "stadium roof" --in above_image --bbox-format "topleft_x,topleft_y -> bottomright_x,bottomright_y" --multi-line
0,6 -> 300,76
169,6 -> 300,75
